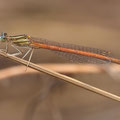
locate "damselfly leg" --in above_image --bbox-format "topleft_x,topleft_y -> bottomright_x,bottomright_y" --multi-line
6,44 -> 34,70
22,48 -> 33,59
7,45 -> 34,64
7,44 -> 22,56
25,48 -> 34,71
0,41 -> 9,53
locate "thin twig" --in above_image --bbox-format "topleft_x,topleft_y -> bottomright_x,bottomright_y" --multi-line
0,51 -> 120,102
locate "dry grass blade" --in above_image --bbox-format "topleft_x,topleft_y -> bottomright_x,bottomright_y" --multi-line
0,51 -> 120,102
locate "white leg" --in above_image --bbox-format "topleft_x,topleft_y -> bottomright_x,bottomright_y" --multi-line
7,45 -> 22,56
22,48 -> 32,59
25,48 -> 34,71
5,42 -> 9,53
0,41 -> 9,52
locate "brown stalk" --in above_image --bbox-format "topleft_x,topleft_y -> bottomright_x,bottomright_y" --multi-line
0,51 -> 120,102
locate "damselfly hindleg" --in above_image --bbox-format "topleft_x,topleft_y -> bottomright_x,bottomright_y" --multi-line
25,48 -> 34,71
22,48 -> 33,59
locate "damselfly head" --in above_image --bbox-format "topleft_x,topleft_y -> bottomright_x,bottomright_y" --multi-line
0,32 -> 7,42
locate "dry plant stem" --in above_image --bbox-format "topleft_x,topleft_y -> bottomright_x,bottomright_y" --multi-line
0,51 -> 120,102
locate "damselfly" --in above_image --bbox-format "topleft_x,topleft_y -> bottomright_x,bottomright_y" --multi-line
0,32 -> 120,66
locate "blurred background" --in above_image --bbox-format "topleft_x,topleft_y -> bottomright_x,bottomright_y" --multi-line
0,0 -> 120,120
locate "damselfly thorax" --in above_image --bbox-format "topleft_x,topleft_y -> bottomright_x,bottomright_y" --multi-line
7,34 -> 32,47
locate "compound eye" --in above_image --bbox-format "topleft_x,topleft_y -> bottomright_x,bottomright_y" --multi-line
1,32 -> 7,37
4,33 -> 7,36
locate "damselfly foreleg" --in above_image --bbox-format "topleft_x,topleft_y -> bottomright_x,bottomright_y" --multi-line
0,41 -> 9,53
6,44 -> 34,69
7,44 -> 23,56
